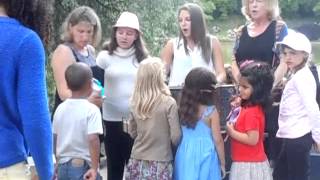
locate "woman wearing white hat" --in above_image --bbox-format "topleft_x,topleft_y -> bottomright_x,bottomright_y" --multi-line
96,11 -> 148,180
273,31 -> 320,180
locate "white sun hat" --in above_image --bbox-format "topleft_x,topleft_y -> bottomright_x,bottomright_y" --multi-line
113,11 -> 140,33
276,30 -> 312,54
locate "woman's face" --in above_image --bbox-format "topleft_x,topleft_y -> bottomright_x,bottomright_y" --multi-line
281,47 -> 306,71
238,76 -> 253,101
70,21 -> 94,49
248,0 -> 268,21
116,27 -> 137,49
178,10 -> 191,38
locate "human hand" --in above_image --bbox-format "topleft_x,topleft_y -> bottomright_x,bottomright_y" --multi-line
83,168 -> 97,180
230,95 -> 241,109
88,92 -> 103,108
226,121 -> 235,135
221,165 -> 226,179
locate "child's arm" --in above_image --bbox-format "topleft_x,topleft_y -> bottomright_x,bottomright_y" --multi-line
84,134 -> 100,180
128,112 -> 137,139
226,122 -> 259,146
210,110 -> 226,177
168,100 -> 181,147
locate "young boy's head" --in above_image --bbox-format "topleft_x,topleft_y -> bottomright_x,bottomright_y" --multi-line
277,31 -> 311,71
65,62 -> 93,97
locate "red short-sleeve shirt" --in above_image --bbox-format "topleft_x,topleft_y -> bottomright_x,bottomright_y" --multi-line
231,105 -> 267,162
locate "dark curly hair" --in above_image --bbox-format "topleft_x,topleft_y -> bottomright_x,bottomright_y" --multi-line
240,61 -> 274,110
0,0 -> 54,45
179,67 -> 217,129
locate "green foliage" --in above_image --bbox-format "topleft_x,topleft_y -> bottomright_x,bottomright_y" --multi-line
314,2 -> 320,17
280,0 -> 320,18
128,0 -> 184,56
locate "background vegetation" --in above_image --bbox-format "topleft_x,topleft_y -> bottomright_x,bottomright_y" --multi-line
47,0 -> 320,110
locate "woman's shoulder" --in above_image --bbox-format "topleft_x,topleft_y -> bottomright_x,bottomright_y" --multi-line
53,44 -> 73,54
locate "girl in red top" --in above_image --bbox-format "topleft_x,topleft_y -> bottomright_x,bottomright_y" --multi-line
226,61 -> 274,180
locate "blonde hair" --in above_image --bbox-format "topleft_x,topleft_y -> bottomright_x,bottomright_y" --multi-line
60,6 -> 102,47
241,0 -> 280,21
131,57 -> 171,120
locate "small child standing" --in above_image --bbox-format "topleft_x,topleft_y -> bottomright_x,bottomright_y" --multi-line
174,67 -> 226,180
273,31 -> 320,180
226,61 -> 274,180
124,57 -> 181,180
53,62 -> 103,180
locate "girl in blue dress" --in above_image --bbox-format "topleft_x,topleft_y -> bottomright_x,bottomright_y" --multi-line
175,67 -> 226,180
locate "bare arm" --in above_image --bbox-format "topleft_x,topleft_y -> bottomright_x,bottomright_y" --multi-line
51,44 -> 75,100
160,39 -> 174,76
211,36 -> 226,84
84,134 -> 100,180
210,111 -> 226,172
226,122 -> 259,146
231,60 -> 240,84
273,60 -> 288,88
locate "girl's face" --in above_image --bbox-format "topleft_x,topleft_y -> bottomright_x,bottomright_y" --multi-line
116,27 -> 137,49
248,0 -> 268,21
238,76 -> 253,101
178,10 -> 192,38
70,21 -> 94,49
281,47 -> 306,71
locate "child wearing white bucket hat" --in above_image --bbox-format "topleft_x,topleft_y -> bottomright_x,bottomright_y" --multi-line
273,31 -> 320,180
96,11 -> 149,180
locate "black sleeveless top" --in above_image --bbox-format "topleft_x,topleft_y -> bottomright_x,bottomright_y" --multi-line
235,21 -> 276,67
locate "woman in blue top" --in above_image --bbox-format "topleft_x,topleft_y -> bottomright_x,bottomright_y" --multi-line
175,67 -> 226,180
0,0 -> 54,179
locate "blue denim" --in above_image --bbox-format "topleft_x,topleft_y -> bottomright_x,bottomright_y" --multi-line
57,159 -> 102,180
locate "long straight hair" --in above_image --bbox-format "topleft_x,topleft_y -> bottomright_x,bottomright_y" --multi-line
178,3 -> 211,63
106,27 -> 148,63
131,57 -> 171,120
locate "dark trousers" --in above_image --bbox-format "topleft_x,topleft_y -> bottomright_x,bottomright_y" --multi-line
104,121 -> 133,180
265,105 -> 282,164
273,133 -> 313,180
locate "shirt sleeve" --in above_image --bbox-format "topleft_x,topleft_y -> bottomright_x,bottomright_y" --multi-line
16,31 -> 53,179
243,107 -> 260,132
96,50 -> 109,70
295,70 -> 320,143
167,98 -> 181,147
278,23 -> 288,41
87,105 -> 103,135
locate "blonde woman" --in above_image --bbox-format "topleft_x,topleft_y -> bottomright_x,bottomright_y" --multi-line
231,0 -> 288,166
51,6 -> 103,113
125,57 -> 181,179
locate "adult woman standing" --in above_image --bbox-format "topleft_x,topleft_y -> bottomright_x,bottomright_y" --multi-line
0,0 -> 53,179
96,12 -> 148,180
231,0 -> 288,84
51,6 -> 103,113
161,3 -> 226,87
231,0 -> 288,166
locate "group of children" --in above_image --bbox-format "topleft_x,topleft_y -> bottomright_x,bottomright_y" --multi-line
52,28 -> 320,180
54,30 -> 320,180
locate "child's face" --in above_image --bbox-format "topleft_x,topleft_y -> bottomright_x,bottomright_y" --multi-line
281,47 -> 306,71
238,76 -> 253,101
116,27 -> 137,49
